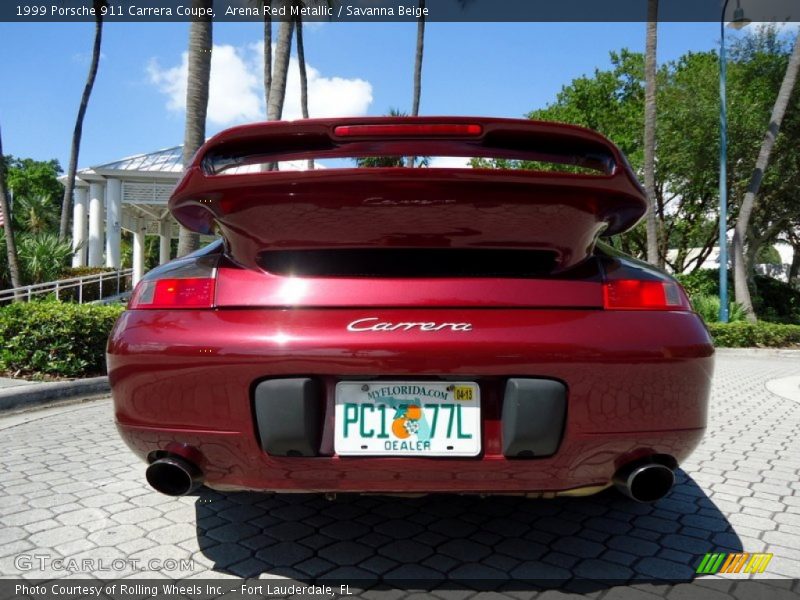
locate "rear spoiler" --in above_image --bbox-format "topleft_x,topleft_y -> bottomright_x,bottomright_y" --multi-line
170,117 -> 647,271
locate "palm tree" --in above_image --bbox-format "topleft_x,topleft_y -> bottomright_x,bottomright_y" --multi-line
0,126 -> 22,290
267,20 -> 295,121
409,2 -> 425,168
18,233 -> 74,284
177,0 -> 213,257
296,16 -> 309,121
293,7 -> 313,169
644,0 -> 660,266
261,0 -> 272,109
59,0 -> 107,240
13,194 -> 59,235
733,34 -> 800,321
412,0 -> 425,117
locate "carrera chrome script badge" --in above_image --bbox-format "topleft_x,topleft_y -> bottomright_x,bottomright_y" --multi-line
347,317 -> 473,332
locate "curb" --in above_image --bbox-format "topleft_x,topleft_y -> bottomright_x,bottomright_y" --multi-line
714,348 -> 800,357
0,376 -> 109,412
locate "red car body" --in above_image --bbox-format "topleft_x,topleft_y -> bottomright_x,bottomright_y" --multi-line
107,117 -> 713,500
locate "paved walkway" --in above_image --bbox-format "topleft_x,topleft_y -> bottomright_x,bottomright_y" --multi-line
1,352 -> 799,593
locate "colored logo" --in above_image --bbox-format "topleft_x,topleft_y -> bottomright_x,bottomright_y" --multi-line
381,397 -> 432,442
696,553 -> 773,575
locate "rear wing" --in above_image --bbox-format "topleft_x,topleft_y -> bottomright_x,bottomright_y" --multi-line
170,117 -> 647,272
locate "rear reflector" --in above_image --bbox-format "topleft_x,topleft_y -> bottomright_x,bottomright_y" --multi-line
129,278 -> 215,309
603,280 -> 689,311
333,123 -> 482,138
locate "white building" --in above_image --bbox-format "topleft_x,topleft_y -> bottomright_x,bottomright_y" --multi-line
66,147 -> 184,286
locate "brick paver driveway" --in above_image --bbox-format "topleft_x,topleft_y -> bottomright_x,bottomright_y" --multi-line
1,351 -> 799,592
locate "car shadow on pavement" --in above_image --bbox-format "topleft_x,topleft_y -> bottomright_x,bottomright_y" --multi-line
192,469 -> 742,591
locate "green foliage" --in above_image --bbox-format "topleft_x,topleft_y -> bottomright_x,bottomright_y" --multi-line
500,27 -> 799,279
676,268 -> 800,324
690,294 -> 747,323
12,194 -> 60,234
3,156 -> 63,205
756,245 -> 781,264
707,321 -> 800,348
1,156 -> 67,287
0,301 -> 124,378
120,231 -> 164,270
64,266 -> 116,278
17,233 -> 75,284
675,269 -> 728,299
751,274 -> 800,324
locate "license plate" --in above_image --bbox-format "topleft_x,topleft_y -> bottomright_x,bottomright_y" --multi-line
334,381 -> 481,457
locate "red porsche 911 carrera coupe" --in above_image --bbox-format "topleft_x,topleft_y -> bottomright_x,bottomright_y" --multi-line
107,117 -> 714,503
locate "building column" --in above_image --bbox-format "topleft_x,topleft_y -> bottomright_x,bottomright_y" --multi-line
133,219 -> 147,287
71,187 -> 89,267
158,219 -> 171,265
105,178 -> 122,269
87,182 -> 105,267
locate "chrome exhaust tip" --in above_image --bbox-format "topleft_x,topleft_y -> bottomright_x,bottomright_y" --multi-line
614,461 -> 675,503
146,455 -> 203,496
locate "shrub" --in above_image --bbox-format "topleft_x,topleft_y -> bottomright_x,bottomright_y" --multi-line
18,232 -> 74,283
0,300 -> 124,378
676,268 -> 800,324
675,269 -> 723,299
690,294 -> 747,323
751,275 -> 800,324
707,321 -> 800,348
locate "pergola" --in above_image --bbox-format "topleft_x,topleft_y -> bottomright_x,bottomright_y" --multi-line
67,146 -> 184,285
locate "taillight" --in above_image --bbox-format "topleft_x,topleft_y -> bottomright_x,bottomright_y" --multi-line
129,278 -> 215,309
603,279 -> 690,311
333,123 -> 483,138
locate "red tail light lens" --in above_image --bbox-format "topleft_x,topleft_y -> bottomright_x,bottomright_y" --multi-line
333,124 -> 482,138
603,280 -> 690,311
129,278 -> 215,309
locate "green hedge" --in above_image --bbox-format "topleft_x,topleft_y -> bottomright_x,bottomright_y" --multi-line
0,301 -> 125,378
676,269 -> 800,324
1,301 -> 798,380
707,321 -> 800,348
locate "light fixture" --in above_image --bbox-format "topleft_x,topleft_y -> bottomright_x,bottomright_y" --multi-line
728,6 -> 751,29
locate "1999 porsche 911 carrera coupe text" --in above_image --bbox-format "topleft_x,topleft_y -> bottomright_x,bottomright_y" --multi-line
107,117 -> 714,503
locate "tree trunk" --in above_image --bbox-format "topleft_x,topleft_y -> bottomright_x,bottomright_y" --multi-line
733,35 -> 800,322
410,0 -> 425,167
0,127 -> 22,292
644,0 -> 660,266
267,20 -> 294,122
262,0 -> 272,112
59,2 -> 105,240
789,242 -> 800,285
412,1 -> 425,116
177,0 -> 213,258
295,13 -> 314,170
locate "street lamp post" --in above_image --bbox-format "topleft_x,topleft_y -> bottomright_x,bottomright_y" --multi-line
719,0 -> 750,323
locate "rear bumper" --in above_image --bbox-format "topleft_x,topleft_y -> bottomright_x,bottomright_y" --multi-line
108,307 -> 713,493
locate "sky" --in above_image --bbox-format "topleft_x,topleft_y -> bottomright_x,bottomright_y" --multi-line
0,20 -> 756,170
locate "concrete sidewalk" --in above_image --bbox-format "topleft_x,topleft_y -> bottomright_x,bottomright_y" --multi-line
0,352 -> 799,589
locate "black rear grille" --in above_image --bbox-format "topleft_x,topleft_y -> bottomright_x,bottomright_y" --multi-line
258,248 -> 558,278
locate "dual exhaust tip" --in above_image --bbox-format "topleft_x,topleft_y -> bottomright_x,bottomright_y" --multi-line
145,453 -> 675,503
613,460 -> 675,503
146,455 -> 203,497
